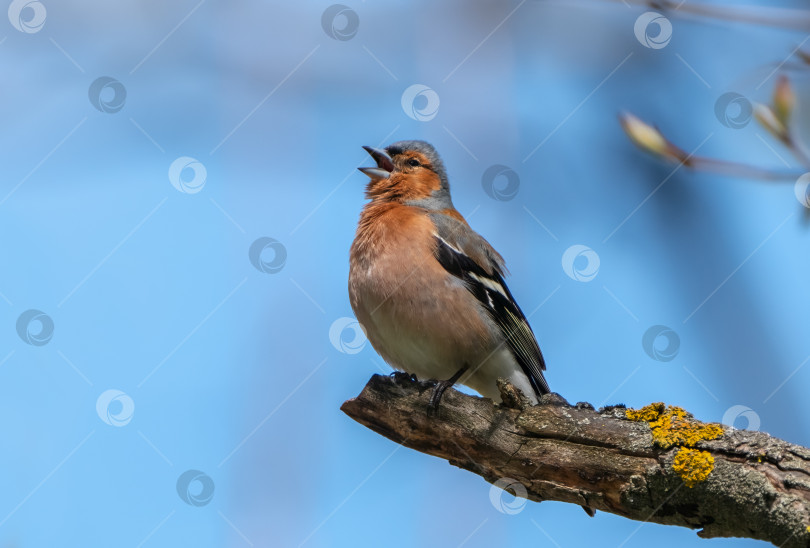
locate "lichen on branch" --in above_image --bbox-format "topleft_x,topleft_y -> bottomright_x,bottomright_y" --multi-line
625,402 -> 725,488
342,374 -> 810,547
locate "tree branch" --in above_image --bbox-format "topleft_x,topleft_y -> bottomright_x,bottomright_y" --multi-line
341,374 -> 810,547
617,0 -> 810,32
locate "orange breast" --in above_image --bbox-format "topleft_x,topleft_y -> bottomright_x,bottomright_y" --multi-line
349,203 -> 492,371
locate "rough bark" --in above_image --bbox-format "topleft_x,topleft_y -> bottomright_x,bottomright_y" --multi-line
341,373 -> 810,547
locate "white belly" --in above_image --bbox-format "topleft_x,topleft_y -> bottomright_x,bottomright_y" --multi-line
355,296 -> 539,405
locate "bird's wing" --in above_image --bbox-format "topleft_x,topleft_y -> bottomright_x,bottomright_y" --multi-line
430,212 -> 549,396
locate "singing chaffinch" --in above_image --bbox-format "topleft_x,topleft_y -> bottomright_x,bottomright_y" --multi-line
349,140 -> 549,408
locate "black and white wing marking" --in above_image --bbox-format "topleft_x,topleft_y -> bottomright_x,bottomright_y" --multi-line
433,234 -> 550,396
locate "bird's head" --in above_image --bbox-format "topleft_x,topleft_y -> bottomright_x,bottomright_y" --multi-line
359,140 -> 452,207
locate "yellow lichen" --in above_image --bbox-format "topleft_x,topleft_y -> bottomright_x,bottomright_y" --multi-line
625,402 -> 724,449
625,402 -> 665,422
625,402 -> 725,488
673,448 -> 715,487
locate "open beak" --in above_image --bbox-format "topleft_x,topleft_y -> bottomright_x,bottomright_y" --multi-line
359,146 -> 395,180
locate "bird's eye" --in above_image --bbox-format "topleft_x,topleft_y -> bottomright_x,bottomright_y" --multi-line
407,158 -> 420,167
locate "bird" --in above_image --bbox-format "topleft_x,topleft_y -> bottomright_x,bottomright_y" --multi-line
349,140 -> 549,409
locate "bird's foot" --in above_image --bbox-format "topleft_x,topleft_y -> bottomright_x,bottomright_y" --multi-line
426,364 -> 469,415
389,371 -> 419,383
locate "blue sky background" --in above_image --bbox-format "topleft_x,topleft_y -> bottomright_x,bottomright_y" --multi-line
0,1 -> 808,546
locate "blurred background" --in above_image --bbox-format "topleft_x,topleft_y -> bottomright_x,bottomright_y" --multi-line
0,0 -> 808,546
